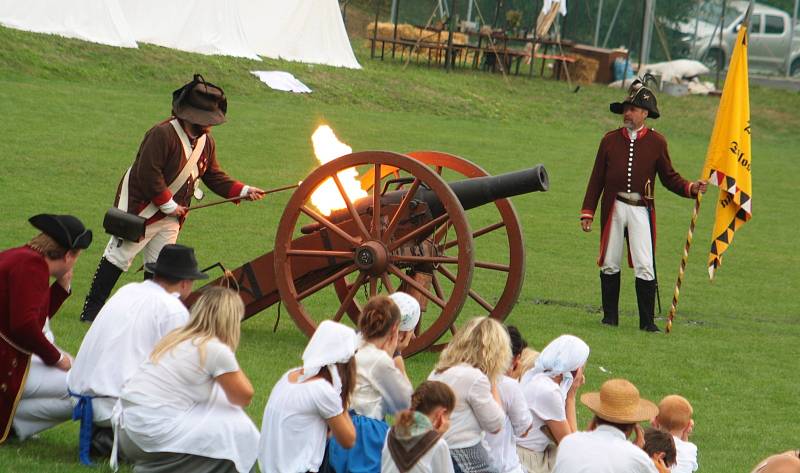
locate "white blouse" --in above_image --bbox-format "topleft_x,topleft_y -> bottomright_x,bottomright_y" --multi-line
351,342 -> 413,419
486,375 -> 533,473
258,370 -> 344,473
516,372 -> 565,452
427,363 -> 505,449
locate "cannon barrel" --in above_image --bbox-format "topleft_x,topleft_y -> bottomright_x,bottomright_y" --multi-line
412,164 -> 549,217
302,164 -> 549,234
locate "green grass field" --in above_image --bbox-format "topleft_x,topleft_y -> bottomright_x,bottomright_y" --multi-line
1,24 -> 798,472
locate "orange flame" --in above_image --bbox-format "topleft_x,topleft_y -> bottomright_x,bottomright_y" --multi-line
309,125 -> 367,216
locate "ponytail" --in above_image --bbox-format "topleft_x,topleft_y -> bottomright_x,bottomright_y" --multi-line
395,380 -> 455,429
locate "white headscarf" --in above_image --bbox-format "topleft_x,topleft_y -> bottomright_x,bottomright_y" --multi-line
297,320 -> 360,394
389,292 -> 421,332
522,334 -> 589,398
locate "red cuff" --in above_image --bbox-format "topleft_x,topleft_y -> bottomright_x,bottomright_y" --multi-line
152,189 -> 173,206
684,182 -> 693,197
227,182 -> 245,200
580,209 -> 595,220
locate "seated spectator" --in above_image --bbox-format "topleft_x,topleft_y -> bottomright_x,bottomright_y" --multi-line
67,244 -> 206,463
552,378 -> 659,473
652,395 -> 698,473
381,380 -> 456,473
751,450 -> 800,473
643,428 -> 677,473
428,317 -> 511,473
1,214 -> 92,442
328,295 -> 414,473
511,347 -> 539,381
486,326 -> 533,473
389,291 -> 421,345
259,320 -> 360,473
113,286 -> 259,472
516,335 -> 590,473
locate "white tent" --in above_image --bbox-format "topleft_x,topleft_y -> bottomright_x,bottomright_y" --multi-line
241,0 -> 361,69
120,0 -> 260,60
0,0 -> 137,48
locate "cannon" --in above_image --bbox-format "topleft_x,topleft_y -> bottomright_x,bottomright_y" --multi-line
191,150 -> 549,356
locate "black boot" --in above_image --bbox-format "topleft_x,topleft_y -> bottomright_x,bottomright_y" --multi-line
600,272 -> 620,326
80,257 -> 123,323
635,278 -> 660,332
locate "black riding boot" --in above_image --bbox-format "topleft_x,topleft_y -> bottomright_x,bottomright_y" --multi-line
80,257 -> 123,322
600,272 -> 620,326
635,277 -> 660,332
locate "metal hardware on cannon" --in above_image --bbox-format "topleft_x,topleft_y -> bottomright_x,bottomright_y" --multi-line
186,150 -> 549,356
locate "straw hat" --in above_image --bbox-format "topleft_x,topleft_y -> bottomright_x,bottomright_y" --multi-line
581,378 -> 658,423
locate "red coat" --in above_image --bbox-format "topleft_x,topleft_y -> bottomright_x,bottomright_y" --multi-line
0,246 -> 69,441
581,127 -> 694,265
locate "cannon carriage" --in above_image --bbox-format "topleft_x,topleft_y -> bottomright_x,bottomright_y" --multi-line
190,150 -> 549,356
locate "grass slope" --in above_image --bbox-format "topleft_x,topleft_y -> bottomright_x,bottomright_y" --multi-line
1,25 -> 798,472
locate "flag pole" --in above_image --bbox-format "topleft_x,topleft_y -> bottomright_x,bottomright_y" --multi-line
665,192 -> 703,333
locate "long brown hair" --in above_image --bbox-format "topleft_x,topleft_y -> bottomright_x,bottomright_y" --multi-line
358,295 -> 401,340
27,233 -> 68,260
318,357 -> 358,409
395,380 -> 456,429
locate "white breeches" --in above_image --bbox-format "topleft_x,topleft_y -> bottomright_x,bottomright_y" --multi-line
600,202 -> 655,281
103,217 -> 180,271
13,355 -> 72,440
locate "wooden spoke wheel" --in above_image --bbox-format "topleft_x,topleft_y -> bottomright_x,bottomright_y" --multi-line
333,151 -> 526,353
274,151 -> 475,356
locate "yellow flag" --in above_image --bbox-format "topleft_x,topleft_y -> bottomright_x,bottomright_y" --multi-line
701,25 -> 753,279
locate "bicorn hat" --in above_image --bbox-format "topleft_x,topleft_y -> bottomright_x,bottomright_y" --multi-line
29,214 -> 93,250
610,75 -> 660,119
172,74 -> 227,127
581,378 -> 659,424
144,244 -> 209,280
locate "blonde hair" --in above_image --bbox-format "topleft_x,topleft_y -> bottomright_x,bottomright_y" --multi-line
656,395 -> 694,432
435,317 -> 511,381
513,347 -> 540,381
150,286 -> 243,363
27,233 -> 68,259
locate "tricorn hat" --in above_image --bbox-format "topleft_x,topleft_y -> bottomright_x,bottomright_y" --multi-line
610,75 -> 660,119
172,74 -> 227,127
144,244 -> 209,280
580,378 -> 659,424
29,214 -> 93,250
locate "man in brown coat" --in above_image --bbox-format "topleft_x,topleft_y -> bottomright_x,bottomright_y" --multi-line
80,75 -> 264,322
580,79 -> 706,331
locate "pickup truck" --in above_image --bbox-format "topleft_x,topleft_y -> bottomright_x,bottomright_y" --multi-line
689,1 -> 800,76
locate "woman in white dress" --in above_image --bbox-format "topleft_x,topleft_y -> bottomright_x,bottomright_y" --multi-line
516,334 -> 590,473
259,320 -> 360,473
328,295 -> 415,473
113,286 -> 260,473
427,317 -> 511,473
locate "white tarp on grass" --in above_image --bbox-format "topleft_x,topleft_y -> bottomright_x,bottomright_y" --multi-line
0,0 -> 137,48
241,0 -> 361,69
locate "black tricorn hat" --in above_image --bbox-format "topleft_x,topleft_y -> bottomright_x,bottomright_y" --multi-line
29,214 -> 93,250
610,76 -> 660,119
172,74 -> 227,127
145,244 -> 209,280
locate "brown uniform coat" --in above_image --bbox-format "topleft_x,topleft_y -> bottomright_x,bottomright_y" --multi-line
581,127 -> 694,265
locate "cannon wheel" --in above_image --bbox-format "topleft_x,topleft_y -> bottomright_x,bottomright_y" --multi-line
274,151 -> 475,356
333,151 -> 526,351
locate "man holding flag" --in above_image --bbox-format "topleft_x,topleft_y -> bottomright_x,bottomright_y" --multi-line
666,3 -> 754,332
580,78 -> 707,332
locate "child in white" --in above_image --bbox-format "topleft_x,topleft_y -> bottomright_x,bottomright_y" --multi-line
652,395 -> 699,473
485,326 -> 533,473
259,320 -> 360,473
517,334 -> 590,473
113,287 -> 259,473
382,380 -> 456,473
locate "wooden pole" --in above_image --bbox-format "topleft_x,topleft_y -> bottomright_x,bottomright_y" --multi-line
665,192 -> 703,333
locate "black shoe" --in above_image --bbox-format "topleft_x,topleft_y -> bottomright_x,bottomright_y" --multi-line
600,272 -> 620,326
635,277 -> 659,332
80,257 -> 123,322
